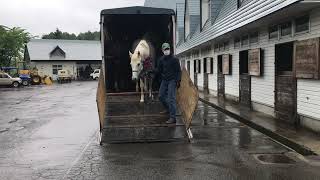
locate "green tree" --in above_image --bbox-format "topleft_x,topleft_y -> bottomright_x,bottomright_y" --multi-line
0,26 -> 30,67
42,29 -> 100,40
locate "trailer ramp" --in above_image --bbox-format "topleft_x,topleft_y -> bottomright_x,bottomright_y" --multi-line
101,94 -> 188,143
97,68 -> 198,144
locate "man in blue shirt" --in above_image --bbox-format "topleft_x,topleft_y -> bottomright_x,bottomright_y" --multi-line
157,43 -> 181,124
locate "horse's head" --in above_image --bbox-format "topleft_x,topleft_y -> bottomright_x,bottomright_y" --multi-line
129,50 -> 143,80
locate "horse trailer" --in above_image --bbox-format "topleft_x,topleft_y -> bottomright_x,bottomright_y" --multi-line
97,6 -> 198,144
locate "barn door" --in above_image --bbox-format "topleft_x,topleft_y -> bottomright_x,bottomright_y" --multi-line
239,50 -> 251,107
275,42 -> 297,125
217,55 -> 225,98
203,58 -> 209,94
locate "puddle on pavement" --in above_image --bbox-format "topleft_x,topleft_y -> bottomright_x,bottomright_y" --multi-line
254,154 -> 296,164
8,118 -> 19,123
0,128 -> 9,133
12,126 -> 25,131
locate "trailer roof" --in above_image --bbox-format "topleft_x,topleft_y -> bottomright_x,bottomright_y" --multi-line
101,6 -> 175,16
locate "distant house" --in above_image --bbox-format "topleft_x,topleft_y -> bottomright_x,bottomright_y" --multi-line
25,39 -> 102,80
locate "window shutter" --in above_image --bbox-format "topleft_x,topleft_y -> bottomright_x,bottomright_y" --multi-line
294,38 -> 320,79
249,48 -> 263,76
222,54 -> 232,75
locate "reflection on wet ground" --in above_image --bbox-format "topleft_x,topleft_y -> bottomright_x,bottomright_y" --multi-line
1,83 -> 320,180
66,102 -> 320,180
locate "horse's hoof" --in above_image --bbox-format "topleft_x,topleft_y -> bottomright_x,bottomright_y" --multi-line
140,100 -> 144,103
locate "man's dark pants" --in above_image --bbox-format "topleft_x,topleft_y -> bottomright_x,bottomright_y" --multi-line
159,79 -> 177,120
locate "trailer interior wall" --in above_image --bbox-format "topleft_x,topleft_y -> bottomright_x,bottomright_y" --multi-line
102,14 -> 174,92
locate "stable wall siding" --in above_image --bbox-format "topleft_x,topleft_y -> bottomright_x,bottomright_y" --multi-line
249,29 -> 275,107
225,51 -> 239,98
189,59 -> 195,83
189,0 -> 200,15
208,56 -> 218,92
197,58 -> 204,89
215,48 -> 239,98
214,0 -> 236,23
176,3 -> 185,27
211,0 -> 226,23
34,61 -> 76,80
190,15 -> 201,35
297,8 -> 320,120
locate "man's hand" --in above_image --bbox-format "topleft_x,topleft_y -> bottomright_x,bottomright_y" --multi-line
177,81 -> 181,89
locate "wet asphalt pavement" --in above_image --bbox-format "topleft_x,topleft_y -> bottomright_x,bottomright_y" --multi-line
1,81 -> 320,180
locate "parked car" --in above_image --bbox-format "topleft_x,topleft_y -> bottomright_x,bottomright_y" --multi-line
0,72 -> 22,87
57,70 -> 72,83
90,69 -> 100,80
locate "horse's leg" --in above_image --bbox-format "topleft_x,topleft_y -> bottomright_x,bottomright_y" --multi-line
136,80 -> 139,92
140,79 -> 144,103
144,77 -> 148,91
150,77 -> 153,100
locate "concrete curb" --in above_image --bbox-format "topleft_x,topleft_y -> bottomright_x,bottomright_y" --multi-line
199,98 -> 317,156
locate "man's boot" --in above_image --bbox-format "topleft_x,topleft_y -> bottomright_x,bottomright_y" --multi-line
166,118 -> 176,124
160,110 -> 169,114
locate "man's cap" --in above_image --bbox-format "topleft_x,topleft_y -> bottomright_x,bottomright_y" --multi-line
162,43 -> 170,50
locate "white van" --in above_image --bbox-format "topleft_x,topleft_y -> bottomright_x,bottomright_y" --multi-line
90,69 -> 100,80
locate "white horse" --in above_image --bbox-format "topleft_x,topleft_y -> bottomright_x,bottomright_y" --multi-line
129,39 -> 154,102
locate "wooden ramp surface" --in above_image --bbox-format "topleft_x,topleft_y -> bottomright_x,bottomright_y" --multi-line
101,94 -> 188,143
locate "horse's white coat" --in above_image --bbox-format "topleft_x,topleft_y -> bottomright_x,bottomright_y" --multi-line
129,39 -> 153,103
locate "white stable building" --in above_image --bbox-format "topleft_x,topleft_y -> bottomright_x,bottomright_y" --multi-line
145,0 -> 320,133
26,39 -> 102,80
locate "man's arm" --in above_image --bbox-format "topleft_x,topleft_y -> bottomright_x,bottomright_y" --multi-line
156,57 -> 163,75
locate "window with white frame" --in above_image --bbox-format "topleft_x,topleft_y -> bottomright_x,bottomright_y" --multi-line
269,25 -> 278,39
295,15 -> 310,33
201,0 -> 211,28
280,22 -> 292,37
52,65 -> 62,75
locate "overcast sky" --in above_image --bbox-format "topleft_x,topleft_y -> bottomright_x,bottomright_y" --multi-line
0,0 -> 145,37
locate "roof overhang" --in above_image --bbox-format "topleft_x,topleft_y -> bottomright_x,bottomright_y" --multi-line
177,0 -> 320,54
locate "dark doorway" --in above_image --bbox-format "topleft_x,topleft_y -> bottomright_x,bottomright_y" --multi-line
193,60 -> 198,89
203,58 -> 209,94
217,55 -> 225,98
239,50 -> 251,108
275,42 -> 297,125
187,61 -> 190,75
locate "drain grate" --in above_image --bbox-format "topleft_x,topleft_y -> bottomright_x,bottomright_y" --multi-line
253,154 -> 296,164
